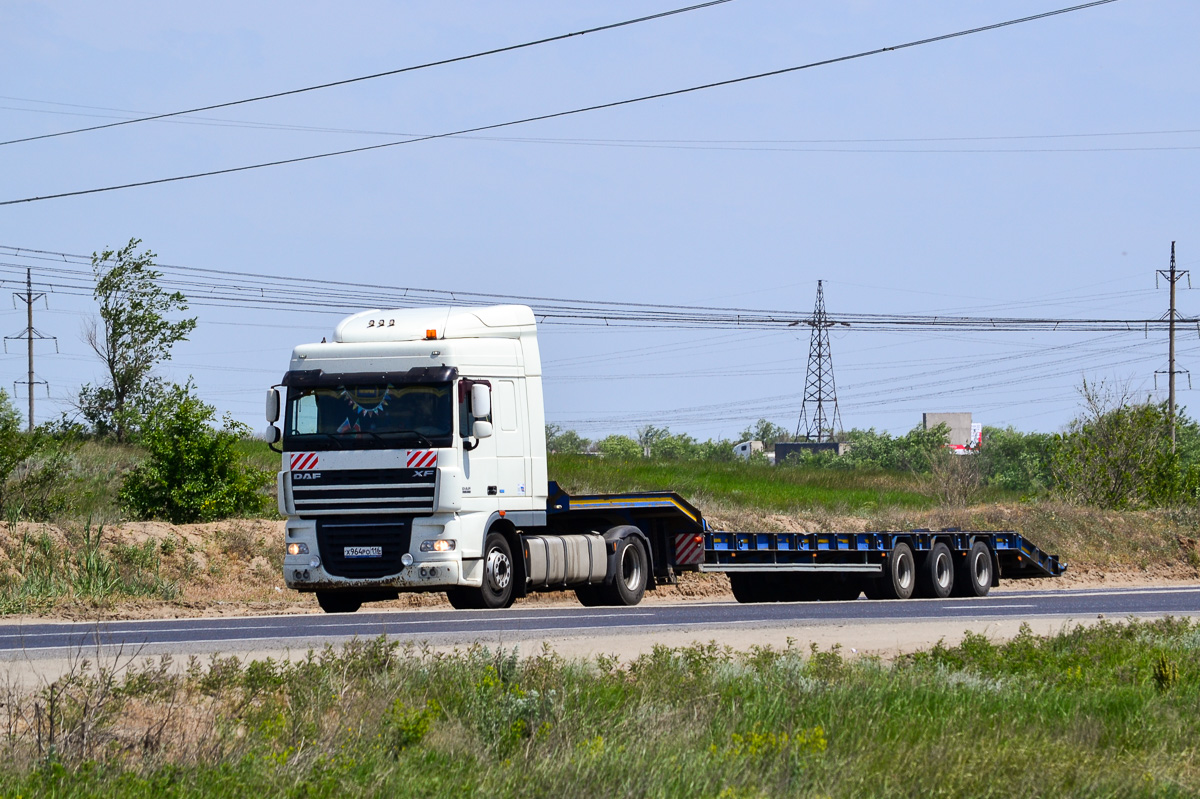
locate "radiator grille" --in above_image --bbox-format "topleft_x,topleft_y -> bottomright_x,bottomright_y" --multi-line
315,516 -> 413,579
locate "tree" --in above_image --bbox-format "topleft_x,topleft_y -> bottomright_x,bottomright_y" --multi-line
1050,379 -> 1192,508
0,389 -> 36,514
119,383 -> 270,523
79,239 -> 197,442
736,419 -> 793,450
545,424 -> 591,454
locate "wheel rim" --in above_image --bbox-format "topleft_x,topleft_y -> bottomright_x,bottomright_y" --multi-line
896,552 -> 913,590
972,551 -> 989,585
935,552 -> 952,589
486,547 -> 512,592
621,544 -> 643,591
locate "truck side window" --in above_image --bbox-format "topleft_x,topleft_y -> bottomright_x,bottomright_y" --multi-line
291,393 -> 318,435
459,380 -> 491,438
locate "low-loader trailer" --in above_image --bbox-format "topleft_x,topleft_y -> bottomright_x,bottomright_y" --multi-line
266,305 -> 1064,613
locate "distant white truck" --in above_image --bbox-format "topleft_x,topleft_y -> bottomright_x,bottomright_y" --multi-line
266,305 -> 1064,613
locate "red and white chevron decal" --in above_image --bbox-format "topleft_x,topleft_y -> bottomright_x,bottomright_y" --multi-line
674,533 -> 704,565
290,452 -> 319,470
407,449 -> 438,468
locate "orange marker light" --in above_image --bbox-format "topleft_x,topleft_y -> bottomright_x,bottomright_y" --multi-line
426,329 -> 438,339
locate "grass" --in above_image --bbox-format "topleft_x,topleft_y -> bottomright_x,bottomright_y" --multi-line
550,455 -> 940,514
0,619 -> 1197,796
0,521 -> 179,614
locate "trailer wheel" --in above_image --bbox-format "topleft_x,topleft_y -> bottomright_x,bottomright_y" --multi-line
878,542 -> 916,600
316,591 -> 363,614
729,573 -> 763,603
952,541 -> 993,597
604,536 -> 648,606
917,542 -> 955,599
818,574 -> 863,601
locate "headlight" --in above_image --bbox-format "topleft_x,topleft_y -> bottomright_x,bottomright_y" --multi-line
287,542 -> 309,556
309,557 -> 321,569
420,539 -> 456,552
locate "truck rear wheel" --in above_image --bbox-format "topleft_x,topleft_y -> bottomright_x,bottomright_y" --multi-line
877,542 -> 916,600
316,591 -> 363,614
952,540 -> 993,597
917,542 -> 955,599
603,536 -> 648,606
574,585 -> 607,607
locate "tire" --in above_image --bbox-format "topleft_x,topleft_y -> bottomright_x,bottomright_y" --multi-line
448,532 -> 517,610
729,573 -> 763,603
574,585 -> 607,607
952,540 -> 993,597
917,542 -> 955,599
316,591 -> 363,614
480,532 -> 517,609
878,542 -> 916,600
818,574 -> 863,601
446,588 -> 483,609
604,536 -> 648,606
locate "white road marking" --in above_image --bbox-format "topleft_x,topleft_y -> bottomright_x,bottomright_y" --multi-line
942,604 -> 1035,610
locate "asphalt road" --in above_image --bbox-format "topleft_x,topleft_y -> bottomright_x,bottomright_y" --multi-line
2,584 -> 1197,658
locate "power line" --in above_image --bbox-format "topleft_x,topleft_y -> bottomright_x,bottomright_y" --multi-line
0,0 -> 736,148
0,243 -> 1191,333
6,96 -> 1199,152
0,0 -> 1122,206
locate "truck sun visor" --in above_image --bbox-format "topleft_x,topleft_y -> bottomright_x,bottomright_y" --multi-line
281,366 -> 458,387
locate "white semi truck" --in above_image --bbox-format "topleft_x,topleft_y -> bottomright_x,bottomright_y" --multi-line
266,305 -> 1064,613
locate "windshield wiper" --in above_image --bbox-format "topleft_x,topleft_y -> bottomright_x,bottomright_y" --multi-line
380,430 -> 434,448
290,433 -> 344,450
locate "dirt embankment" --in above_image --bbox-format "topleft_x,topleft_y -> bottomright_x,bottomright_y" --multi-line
0,502 -> 1197,622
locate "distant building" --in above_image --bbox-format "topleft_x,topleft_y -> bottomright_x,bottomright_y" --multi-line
775,441 -> 850,463
923,412 -> 982,452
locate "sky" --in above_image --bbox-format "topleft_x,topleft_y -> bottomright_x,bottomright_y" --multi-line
1,0 -> 1198,443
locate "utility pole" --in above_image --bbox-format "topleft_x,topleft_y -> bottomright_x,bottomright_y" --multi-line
795,280 -> 843,443
5,268 -> 57,431
1156,242 -> 1189,452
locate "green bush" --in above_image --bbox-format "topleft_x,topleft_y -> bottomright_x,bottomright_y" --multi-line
1051,382 -> 1199,508
119,383 -> 271,523
979,425 -> 1055,494
595,434 -> 641,460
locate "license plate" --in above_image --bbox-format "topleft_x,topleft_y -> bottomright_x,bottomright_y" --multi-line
344,546 -> 382,558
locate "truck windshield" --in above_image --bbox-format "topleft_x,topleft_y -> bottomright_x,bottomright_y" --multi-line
284,383 -> 453,450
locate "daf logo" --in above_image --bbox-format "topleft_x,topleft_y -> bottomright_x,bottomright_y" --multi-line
292,472 -> 322,480
413,469 -> 435,477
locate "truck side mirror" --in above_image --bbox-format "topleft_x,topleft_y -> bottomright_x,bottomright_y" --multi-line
266,388 -> 281,423
470,383 -> 491,418
473,420 -> 493,439
265,424 -> 282,453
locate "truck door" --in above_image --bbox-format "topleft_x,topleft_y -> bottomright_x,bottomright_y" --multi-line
494,379 -> 529,501
460,382 -> 498,508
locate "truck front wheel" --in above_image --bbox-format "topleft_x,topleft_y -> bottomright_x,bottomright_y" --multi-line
316,591 -> 363,614
480,532 -> 517,609
604,536 -> 648,606
448,532 -> 517,610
